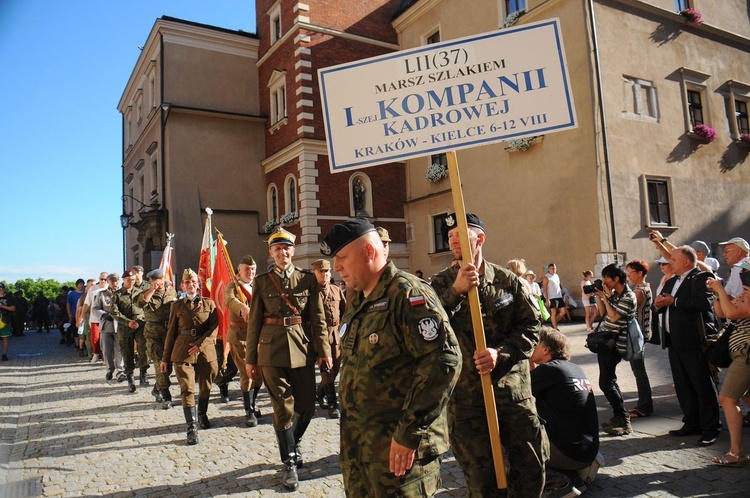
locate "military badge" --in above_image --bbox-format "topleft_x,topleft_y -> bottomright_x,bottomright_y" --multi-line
418,317 -> 439,341
368,333 -> 379,344
409,295 -> 425,306
445,214 -> 455,227
339,323 -> 347,337
320,240 -> 331,256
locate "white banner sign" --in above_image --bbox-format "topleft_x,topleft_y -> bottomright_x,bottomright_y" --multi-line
319,19 -> 577,172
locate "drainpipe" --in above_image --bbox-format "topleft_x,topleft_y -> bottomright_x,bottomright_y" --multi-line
587,0 -> 618,253
159,32 -> 169,233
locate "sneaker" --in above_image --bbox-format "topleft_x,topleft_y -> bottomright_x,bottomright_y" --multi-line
543,479 -> 582,498
90,354 -> 100,364
698,429 -> 721,447
1,354 -> 8,361
602,416 -> 632,436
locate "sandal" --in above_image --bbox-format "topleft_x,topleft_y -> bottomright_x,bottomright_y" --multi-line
628,408 -> 651,418
711,452 -> 749,467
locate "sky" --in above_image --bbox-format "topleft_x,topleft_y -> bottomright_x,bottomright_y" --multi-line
0,0 -> 256,284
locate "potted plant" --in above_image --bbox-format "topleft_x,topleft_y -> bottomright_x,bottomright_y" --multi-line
425,162 -> 448,183
506,135 -> 542,152
280,212 -> 296,224
263,219 -> 279,233
738,132 -> 750,146
690,124 -> 717,142
679,8 -> 703,25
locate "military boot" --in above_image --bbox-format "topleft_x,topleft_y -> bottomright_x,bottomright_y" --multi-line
139,367 -> 149,386
197,398 -> 211,429
316,383 -> 328,409
183,405 -> 199,445
242,391 -> 258,427
152,386 -> 164,403
251,384 -> 262,418
603,414 -> 632,436
161,389 -> 173,409
326,383 -> 340,419
276,428 -> 299,491
219,383 -> 230,403
126,374 -> 136,393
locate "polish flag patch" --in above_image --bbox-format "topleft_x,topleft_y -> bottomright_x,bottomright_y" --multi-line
409,295 -> 426,306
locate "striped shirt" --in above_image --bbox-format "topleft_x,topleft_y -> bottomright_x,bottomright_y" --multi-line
600,286 -> 637,356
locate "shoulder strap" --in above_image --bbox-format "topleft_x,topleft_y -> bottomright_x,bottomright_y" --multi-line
268,273 -> 300,315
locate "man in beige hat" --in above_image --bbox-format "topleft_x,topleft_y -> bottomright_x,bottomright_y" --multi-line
246,227 -> 331,491
311,258 -> 346,419
376,226 -> 391,259
718,237 -> 750,297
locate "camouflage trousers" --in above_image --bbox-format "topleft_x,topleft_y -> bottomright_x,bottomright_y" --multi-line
145,328 -> 171,390
117,324 -> 149,375
340,454 -> 441,498
449,398 -> 549,498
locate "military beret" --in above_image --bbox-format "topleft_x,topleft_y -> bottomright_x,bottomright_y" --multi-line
311,259 -> 331,271
443,212 -> 485,233
182,268 -> 199,281
106,273 -> 120,281
267,226 -> 296,246
239,255 -> 256,266
132,265 -> 144,273
146,268 -> 164,280
690,240 -> 710,255
321,218 -> 377,257
121,270 -> 135,278
375,226 -> 391,243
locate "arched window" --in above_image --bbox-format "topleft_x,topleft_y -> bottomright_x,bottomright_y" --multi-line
349,173 -> 373,217
267,184 -> 278,221
284,175 -> 297,216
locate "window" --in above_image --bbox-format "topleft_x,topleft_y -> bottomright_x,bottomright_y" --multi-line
505,0 -> 527,15
431,153 -> 447,168
736,100 -> 749,134
723,81 -> 750,138
426,30 -> 440,45
135,90 -> 143,124
687,89 -> 704,126
270,4 -> 282,44
267,184 -> 278,221
284,175 -> 297,216
674,0 -> 690,12
432,213 -> 450,253
349,173 -> 373,217
139,175 -> 145,208
646,178 -> 672,226
150,157 -> 158,198
268,70 -> 287,127
622,76 -> 659,122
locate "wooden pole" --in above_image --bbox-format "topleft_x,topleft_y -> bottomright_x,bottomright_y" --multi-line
446,150 -> 507,489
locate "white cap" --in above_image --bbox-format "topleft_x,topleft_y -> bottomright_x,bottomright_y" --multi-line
705,257 -> 720,271
719,237 -> 750,254
655,256 -> 669,264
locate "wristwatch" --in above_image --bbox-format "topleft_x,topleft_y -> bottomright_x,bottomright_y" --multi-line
660,238 -> 668,243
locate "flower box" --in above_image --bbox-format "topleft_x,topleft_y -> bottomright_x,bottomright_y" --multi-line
505,135 -> 543,152
737,133 -> 750,148
425,162 -> 448,183
688,124 -> 716,143
679,8 -> 703,25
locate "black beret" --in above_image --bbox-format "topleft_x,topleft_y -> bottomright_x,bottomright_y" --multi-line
321,218 -> 377,257
441,213 -> 485,243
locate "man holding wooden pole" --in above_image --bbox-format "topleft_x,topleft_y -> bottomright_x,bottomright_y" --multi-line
431,212 -> 547,497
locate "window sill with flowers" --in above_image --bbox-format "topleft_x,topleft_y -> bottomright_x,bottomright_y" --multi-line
262,212 -> 297,233
737,133 -> 750,148
687,124 -> 716,143
679,8 -> 703,25
505,135 -> 543,152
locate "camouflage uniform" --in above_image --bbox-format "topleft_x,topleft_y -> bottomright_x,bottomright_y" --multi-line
138,285 -> 176,391
339,262 -> 461,497
431,262 -> 548,498
110,287 -> 148,375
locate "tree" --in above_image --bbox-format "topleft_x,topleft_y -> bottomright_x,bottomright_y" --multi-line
0,278 -> 75,301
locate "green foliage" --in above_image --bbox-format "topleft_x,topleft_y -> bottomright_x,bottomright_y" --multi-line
0,278 -> 75,300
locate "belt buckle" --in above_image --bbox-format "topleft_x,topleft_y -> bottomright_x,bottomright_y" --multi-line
190,329 -> 197,337
283,316 -> 294,326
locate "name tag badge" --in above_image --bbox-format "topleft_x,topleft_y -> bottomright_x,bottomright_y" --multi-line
339,322 -> 347,338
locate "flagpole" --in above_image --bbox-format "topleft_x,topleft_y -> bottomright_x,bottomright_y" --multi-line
446,150 -> 507,489
215,229 -> 244,305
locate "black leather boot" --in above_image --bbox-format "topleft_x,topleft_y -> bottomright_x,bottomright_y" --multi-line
152,386 -> 164,403
242,391 -> 258,427
139,367 -> 149,386
197,398 -> 211,429
276,428 -> 299,491
292,416 -> 308,469
161,389 -> 172,409
316,383 -> 328,409
126,374 -> 136,393
183,406 -> 199,445
326,383 -> 340,419
251,384 -> 262,417
219,383 -> 230,403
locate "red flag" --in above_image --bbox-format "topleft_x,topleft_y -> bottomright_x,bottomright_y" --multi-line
198,210 -> 214,297
210,235 -> 232,343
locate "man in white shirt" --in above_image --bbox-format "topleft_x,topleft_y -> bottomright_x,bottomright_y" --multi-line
81,272 -> 109,362
543,263 -> 565,330
718,237 -> 750,298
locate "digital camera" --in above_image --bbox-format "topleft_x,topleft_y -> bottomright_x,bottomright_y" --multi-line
583,279 -> 604,294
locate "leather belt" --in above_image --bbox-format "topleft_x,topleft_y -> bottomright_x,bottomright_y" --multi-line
179,329 -> 198,336
147,321 -> 166,326
264,316 -> 303,326
230,321 -> 248,327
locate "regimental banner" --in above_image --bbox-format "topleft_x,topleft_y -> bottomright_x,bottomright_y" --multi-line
319,18 -> 577,172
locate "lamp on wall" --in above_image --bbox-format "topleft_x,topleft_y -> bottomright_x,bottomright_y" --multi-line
120,212 -> 132,229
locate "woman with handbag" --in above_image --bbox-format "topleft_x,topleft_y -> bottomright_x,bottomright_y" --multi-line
706,262 -> 750,467
581,270 -> 598,332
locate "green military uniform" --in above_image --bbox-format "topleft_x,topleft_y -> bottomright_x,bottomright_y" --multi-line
163,295 -> 219,408
431,261 -> 548,498
246,265 -> 330,435
138,283 -> 176,394
110,285 -> 148,380
338,261 -> 461,497
319,280 -> 346,383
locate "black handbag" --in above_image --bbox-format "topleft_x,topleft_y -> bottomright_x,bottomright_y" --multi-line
705,323 -> 735,369
585,320 -> 615,354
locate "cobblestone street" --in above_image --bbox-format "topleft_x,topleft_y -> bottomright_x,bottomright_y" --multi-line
1,323 -> 749,497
